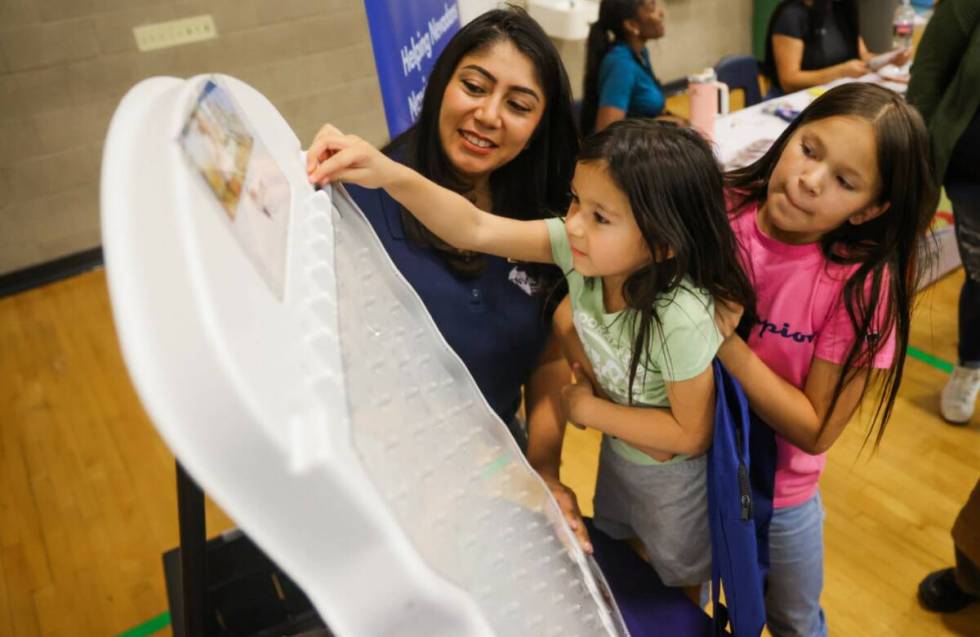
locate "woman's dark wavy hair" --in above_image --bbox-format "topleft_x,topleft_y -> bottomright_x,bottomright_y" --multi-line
578,119 -> 757,404
581,0 -> 651,136
762,0 -> 860,91
725,83 -> 939,448
386,6 -> 579,282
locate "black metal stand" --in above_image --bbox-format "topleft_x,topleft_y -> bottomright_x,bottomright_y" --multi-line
163,462 -> 330,637
175,461 -> 208,637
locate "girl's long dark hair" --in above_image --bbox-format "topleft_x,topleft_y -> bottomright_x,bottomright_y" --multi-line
579,120 -> 757,403
386,6 -> 579,282
581,0 -> 648,136
726,83 -> 939,447
762,0 -> 860,91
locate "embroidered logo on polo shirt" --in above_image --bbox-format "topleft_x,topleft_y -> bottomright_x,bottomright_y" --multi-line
508,266 -> 541,296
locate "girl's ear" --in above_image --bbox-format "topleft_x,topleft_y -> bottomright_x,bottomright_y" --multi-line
849,201 -> 890,226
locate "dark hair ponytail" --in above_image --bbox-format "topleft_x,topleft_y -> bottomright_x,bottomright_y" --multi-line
726,83 -> 939,448
581,0 -> 643,135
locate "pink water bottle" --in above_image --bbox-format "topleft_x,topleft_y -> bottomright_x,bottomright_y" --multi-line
892,0 -> 915,49
687,68 -> 729,141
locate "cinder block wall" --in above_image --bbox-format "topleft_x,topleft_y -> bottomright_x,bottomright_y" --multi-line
0,0 -> 388,275
653,0 -> 753,82
0,0 -> 753,276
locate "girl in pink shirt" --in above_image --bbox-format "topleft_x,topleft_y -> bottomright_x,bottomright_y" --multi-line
719,83 -> 939,636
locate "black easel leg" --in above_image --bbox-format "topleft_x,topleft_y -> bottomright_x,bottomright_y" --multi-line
176,461 -> 207,637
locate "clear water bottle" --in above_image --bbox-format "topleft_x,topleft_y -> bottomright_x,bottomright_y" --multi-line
892,0 -> 915,49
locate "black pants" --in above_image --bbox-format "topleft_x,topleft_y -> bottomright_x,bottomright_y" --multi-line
955,548 -> 980,596
948,182 -> 980,366
947,107 -> 980,366
953,480 -> 980,595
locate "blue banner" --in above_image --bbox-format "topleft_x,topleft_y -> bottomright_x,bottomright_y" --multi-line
363,1 -> 461,138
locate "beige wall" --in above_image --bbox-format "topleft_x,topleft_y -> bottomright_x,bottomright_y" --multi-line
652,0 -> 753,83
0,0 -> 753,276
0,0 -> 388,275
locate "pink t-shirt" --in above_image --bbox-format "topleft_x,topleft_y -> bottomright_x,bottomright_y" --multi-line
730,202 -> 896,508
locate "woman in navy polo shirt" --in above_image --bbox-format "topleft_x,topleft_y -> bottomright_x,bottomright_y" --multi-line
309,8 -> 586,541
581,0 -> 667,135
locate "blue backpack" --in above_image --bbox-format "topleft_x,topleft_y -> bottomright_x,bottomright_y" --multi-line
707,360 -> 777,636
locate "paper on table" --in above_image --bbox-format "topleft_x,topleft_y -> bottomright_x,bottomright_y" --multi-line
876,65 -> 910,84
868,48 -> 907,72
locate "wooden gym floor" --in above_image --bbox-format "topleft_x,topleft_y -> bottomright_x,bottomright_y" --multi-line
1,268 -> 977,636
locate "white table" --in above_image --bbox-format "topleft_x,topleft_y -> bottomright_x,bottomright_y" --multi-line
714,75 -> 908,170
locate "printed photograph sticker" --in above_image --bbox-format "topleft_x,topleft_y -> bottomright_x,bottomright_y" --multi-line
179,80 -> 253,219
179,79 -> 291,299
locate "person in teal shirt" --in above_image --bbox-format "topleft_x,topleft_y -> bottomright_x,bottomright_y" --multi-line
581,0 -> 667,134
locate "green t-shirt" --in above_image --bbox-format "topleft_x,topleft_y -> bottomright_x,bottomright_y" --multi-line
546,217 -> 723,464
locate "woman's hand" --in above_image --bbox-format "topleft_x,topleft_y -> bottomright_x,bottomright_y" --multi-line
305,124 -> 398,189
838,59 -> 869,79
561,362 -> 596,429
892,47 -> 911,68
714,299 -> 744,341
540,475 -> 592,554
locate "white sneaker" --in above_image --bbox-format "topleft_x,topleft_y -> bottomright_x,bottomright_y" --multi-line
940,365 -> 980,424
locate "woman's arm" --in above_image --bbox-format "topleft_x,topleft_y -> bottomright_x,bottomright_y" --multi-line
594,106 -> 626,133
526,333 -> 570,483
716,334 -> 869,454
306,125 -> 554,264
562,367 -> 716,457
861,37 -> 912,68
524,331 -> 592,553
859,36 -> 873,63
772,34 -> 868,92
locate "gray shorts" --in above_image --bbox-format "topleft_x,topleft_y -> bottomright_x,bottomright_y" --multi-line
593,436 -> 711,587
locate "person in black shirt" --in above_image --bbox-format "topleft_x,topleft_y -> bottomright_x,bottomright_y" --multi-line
763,0 -> 909,95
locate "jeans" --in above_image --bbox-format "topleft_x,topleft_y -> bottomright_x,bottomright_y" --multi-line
947,182 -> 980,367
765,492 -> 828,637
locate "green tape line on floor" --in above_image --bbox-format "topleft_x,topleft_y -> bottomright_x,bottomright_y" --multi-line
117,611 -> 170,637
908,345 -> 954,374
